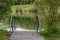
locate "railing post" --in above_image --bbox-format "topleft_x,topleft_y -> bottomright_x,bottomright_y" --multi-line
35,15 -> 40,32
10,16 -> 15,32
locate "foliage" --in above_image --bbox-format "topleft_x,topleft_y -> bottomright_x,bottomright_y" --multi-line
14,17 -> 35,29
36,1 -> 60,40
0,0 -> 60,30
0,30 -> 11,40
46,0 -> 60,6
40,27 -> 59,37
15,0 -> 35,5
0,0 -> 18,21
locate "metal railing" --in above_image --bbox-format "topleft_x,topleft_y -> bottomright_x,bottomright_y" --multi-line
10,16 -> 16,32
34,15 -> 40,32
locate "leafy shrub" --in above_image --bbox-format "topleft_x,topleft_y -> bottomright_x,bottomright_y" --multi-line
40,27 -> 59,37
0,30 -> 11,36
0,30 -> 11,40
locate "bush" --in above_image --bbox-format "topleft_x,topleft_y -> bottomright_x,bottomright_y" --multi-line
0,30 -> 11,36
40,27 -> 59,37
0,30 -> 11,40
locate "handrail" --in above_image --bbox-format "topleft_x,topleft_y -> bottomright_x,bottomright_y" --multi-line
10,16 -> 16,32
34,15 -> 40,32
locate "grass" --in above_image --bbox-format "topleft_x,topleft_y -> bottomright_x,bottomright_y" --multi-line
0,30 -> 11,40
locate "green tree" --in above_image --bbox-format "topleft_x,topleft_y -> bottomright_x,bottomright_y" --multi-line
0,0 -> 17,20
34,0 -> 60,29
